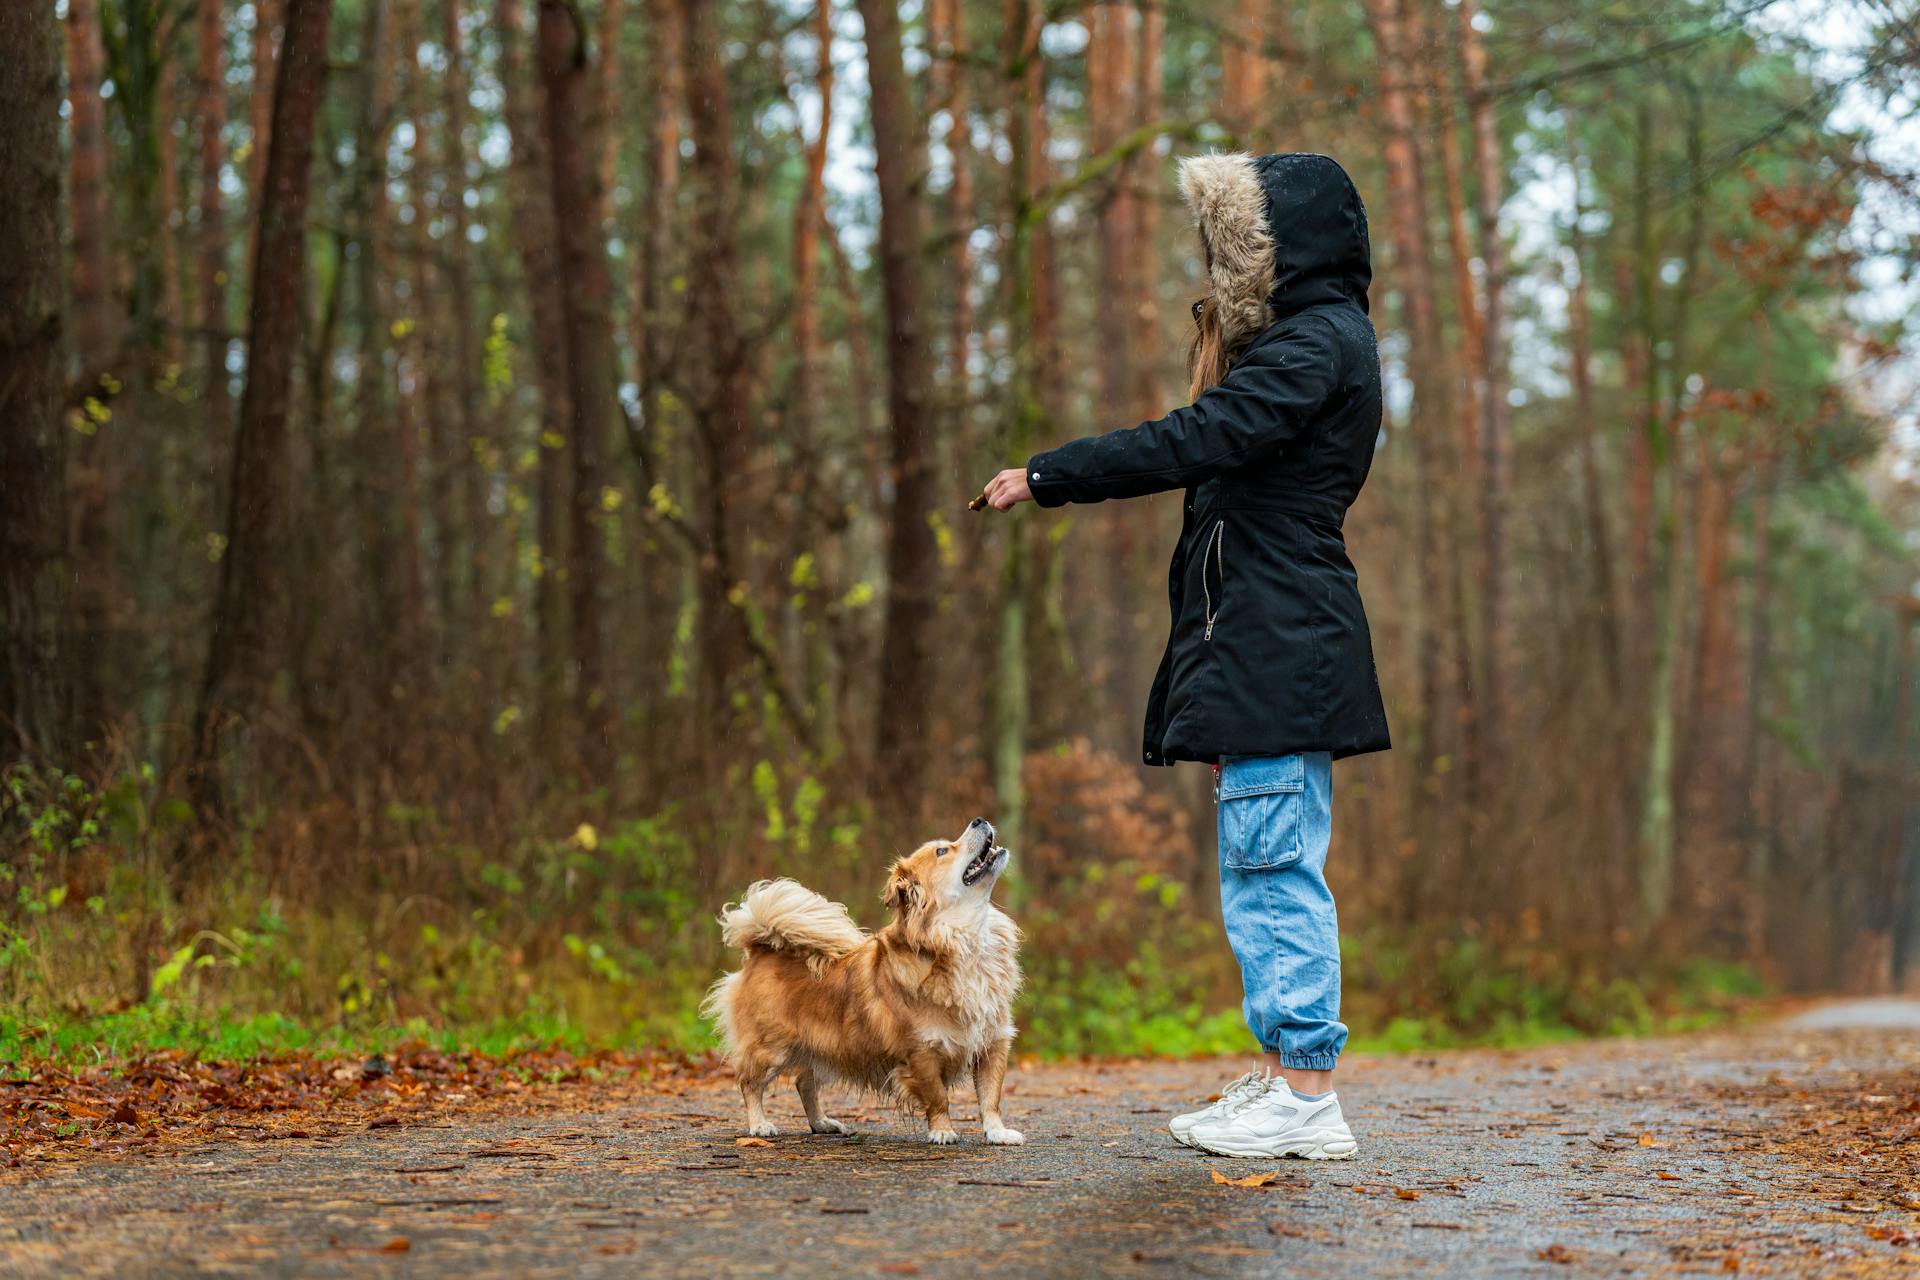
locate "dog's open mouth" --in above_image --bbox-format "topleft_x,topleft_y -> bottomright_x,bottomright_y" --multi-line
962,841 -> 1005,886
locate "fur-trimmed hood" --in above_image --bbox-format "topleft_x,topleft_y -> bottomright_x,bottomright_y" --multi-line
1178,151 -> 1372,353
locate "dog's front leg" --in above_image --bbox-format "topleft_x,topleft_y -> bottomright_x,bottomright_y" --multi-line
973,1036 -> 1023,1145
795,1065 -> 848,1134
903,1046 -> 959,1144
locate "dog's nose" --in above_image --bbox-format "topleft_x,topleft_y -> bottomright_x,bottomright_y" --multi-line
968,817 -> 987,829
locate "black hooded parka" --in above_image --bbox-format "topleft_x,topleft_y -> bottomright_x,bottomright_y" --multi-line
1026,152 -> 1391,765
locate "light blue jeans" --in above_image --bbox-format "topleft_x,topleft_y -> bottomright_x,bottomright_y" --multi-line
1216,753 -> 1347,1071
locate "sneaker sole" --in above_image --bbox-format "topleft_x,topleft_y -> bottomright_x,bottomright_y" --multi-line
1168,1122 -> 1196,1148
1189,1129 -> 1357,1160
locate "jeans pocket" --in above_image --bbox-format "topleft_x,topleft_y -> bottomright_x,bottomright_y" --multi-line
1218,755 -> 1306,871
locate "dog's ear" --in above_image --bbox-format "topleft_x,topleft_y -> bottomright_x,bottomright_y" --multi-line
883,864 -> 924,917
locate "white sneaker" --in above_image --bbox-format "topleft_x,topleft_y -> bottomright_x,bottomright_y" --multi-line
1187,1080 -> 1357,1160
1168,1071 -> 1266,1148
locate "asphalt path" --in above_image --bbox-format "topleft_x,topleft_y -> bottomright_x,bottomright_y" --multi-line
5,1001 -> 1918,1278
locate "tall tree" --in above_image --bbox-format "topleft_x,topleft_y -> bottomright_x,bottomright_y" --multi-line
65,0 -> 120,744
244,0 -> 281,287
65,0 -> 117,378
191,0 -> 334,817
1218,0 -> 1273,135
1087,3 -> 1138,738
155,63 -> 188,366
0,0 -> 68,762
789,1 -> 834,457
1359,0 -> 1451,837
498,0 -> 574,742
635,0 -> 682,438
991,0 -> 1046,846
351,0 -> 428,686
859,0 -> 939,798
193,0 -> 232,435
535,0 -> 615,780
442,0 -> 486,623
1454,0 -> 1510,769
1127,0 -> 1162,430
679,0 -> 755,737
931,0 -> 974,408
591,0 -> 624,223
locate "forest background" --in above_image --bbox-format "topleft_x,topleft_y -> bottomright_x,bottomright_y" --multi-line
2,0 -> 1918,1065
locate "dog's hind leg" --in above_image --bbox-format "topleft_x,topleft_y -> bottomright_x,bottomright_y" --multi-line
901,1046 -> 959,1144
973,1036 -> 1023,1145
795,1064 -> 848,1135
737,1051 -> 781,1137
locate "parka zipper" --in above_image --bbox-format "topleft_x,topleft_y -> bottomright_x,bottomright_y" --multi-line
1201,519 -> 1225,641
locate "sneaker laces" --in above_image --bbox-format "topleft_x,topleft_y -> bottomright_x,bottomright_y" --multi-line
1223,1072 -> 1280,1116
1215,1070 -> 1263,1107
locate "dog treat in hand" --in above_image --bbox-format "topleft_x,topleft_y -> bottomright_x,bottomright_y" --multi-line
968,492 -> 990,512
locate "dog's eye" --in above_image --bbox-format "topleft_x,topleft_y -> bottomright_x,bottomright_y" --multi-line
936,845 -> 950,857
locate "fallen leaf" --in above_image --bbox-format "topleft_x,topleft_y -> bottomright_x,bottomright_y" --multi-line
735,1137 -> 773,1148
1211,1169 -> 1283,1188
1637,1133 -> 1659,1147
1394,1188 -> 1422,1200
1654,1170 -> 1681,1181
1538,1244 -> 1576,1264
368,1116 -> 401,1129
380,1238 -> 410,1253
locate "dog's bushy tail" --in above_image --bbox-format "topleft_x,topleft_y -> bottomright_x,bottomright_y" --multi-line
718,878 -> 866,958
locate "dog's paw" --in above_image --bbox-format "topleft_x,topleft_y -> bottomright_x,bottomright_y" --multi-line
985,1126 -> 1025,1146
809,1117 -> 849,1135
746,1121 -> 780,1138
927,1128 -> 962,1145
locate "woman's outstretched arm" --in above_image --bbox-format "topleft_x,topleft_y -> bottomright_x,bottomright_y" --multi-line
1000,315 -> 1343,509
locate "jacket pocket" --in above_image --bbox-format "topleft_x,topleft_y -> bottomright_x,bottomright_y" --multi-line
1201,519 -> 1225,641
1218,755 -> 1305,871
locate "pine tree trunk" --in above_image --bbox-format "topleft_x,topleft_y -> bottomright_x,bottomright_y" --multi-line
1741,453 -> 1775,964
789,1 -> 833,463
192,0 -> 334,821
394,0 -> 454,652
637,0 -> 682,437
156,65 -> 187,367
859,0 -> 939,797
245,0 -> 281,289
443,0 -> 485,627
194,0 -> 232,439
1086,3 -> 1138,744
1219,0 -> 1269,135
1127,2 -> 1163,429
499,0 -> 574,746
536,0 -> 616,781
1637,92 -> 1704,936
1454,0 -> 1510,769
933,0 -> 975,407
1564,137 -> 1621,697
679,0 -> 755,738
1360,0 -> 1450,864
65,0 -> 119,744
592,0 -> 624,221
0,0 -> 69,763
351,0 -> 427,691
65,0 -> 116,378
991,0 -> 1047,847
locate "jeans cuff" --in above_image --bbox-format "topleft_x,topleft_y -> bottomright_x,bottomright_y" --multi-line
1269,1050 -> 1340,1071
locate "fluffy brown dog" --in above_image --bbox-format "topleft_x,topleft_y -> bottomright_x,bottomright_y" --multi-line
702,817 -> 1023,1145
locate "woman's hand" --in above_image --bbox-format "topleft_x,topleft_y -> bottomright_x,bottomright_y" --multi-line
982,468 -> 1033,512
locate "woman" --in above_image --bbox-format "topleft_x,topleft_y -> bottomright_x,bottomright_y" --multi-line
981,152 -> 1389,1160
